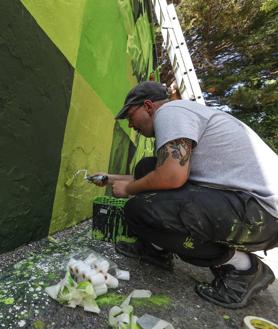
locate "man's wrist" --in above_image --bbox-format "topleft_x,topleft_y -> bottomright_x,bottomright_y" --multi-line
126,181 -> 136,195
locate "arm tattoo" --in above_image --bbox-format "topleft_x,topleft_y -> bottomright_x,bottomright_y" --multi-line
156,138 -> 192,167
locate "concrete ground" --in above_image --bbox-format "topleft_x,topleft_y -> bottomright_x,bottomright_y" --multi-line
0,220 -> 277,329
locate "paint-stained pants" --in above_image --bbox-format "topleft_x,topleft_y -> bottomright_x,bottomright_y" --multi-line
124,157 -> 278,267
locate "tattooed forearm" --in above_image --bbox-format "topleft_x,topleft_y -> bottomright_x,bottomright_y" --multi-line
156,138 -> 192,167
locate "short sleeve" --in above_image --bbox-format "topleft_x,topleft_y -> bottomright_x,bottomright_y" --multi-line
154,104 -> 207,151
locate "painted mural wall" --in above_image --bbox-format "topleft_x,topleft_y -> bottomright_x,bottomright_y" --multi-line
0,0 -> 156,253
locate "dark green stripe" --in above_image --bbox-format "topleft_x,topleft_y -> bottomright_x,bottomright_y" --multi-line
105,122 -> 136,195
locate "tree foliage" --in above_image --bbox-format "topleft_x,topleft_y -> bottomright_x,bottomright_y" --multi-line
175,0 -> 278,152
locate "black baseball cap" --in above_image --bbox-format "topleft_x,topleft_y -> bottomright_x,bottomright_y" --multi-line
115,81 -> 168,119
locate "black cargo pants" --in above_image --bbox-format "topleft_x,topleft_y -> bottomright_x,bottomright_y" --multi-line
124,157 -> 278,267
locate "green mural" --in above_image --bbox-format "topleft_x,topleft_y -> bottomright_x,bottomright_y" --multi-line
0,0 -> 74,252
50,72 -> 115,234
21,0 -> 86,67
76,1 -> 133,117
0,0 -> 156,252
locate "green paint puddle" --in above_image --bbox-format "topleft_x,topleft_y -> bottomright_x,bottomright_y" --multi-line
97,293 -> 171,308
33,319 -> 46,329
0,222 -> 169,329
0,224 -> 96,328
116,235 -> 137,244
92,229 -> 105,240
96,292 -> 124,306
183,236 -> 194,249
133,295 -> 171,307
0,297 -> 14,305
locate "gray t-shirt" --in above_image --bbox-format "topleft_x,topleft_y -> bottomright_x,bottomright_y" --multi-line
154,100 -> 278,218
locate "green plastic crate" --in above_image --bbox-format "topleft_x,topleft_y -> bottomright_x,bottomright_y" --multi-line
92,196 -> 135,243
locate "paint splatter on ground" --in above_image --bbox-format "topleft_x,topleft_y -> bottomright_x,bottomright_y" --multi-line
0,225 -> 93,328
0,221 -> 171,329
0,220 -> 277,329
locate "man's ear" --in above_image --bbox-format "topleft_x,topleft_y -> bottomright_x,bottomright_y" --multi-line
143,99 -> 154,115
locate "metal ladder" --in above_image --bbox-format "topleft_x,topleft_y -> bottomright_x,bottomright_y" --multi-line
151,0 -> 205,104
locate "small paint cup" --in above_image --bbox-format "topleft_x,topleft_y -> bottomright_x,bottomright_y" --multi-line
95,259 -> 110,273
84,253 -> 98,267
88,273 -> 105,286
115,269 -> 130,281
94,284 -> 108,296
81,269 -> 92,281
105,273 -> 119,288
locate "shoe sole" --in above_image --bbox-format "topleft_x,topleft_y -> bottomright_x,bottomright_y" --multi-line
115,245 -> 174,271
195,270 -> 275,309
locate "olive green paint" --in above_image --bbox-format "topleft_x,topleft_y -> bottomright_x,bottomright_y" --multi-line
132,295 -> 171,307
226,218 -> 266,247
116,235 -> 137,243
183,236 -> 194,249
0,297 -> 14,305
33,320 -> 46,329
50,72 -> 115,234
0,0 -> 74,253
92,229 -> 105,241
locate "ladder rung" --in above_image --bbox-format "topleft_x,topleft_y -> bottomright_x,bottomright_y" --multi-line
179,79 -> 186,93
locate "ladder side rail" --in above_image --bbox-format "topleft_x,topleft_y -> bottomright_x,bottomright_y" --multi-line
151,0 -> 205,104
165,32 -> 191,99
151,0 -> 194,100
163,6 -> 197,101
167,4 -> 205,104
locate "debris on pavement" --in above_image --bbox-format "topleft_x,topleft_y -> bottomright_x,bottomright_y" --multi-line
45,251 -> 130,313
108,290 -> 175,329
137,314 -> 174,329
109,289 -> 152,328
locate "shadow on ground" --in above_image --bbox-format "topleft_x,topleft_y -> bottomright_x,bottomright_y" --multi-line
0,220 -> 277,329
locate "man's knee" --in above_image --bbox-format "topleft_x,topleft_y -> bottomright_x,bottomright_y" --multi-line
124,195 -> 159,228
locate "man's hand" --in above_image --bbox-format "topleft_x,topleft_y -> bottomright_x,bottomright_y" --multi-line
112,180 -> 131,198
87,172 -> 109,187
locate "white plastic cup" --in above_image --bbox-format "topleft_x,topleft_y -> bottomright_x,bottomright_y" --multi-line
95,259 -> 110,273
81,269 -> 92,281
95,284 -> 108,296
84,253 -> 98,267
67,259 -> 78,274
105,273 -> 119,288
115,269 -> 130,281
89,269 -> 98,276
88,273 -> 105,286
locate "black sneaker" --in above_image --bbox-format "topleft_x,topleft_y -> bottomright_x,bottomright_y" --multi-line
115,241 -> 174,271
195,253 -> 275,309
